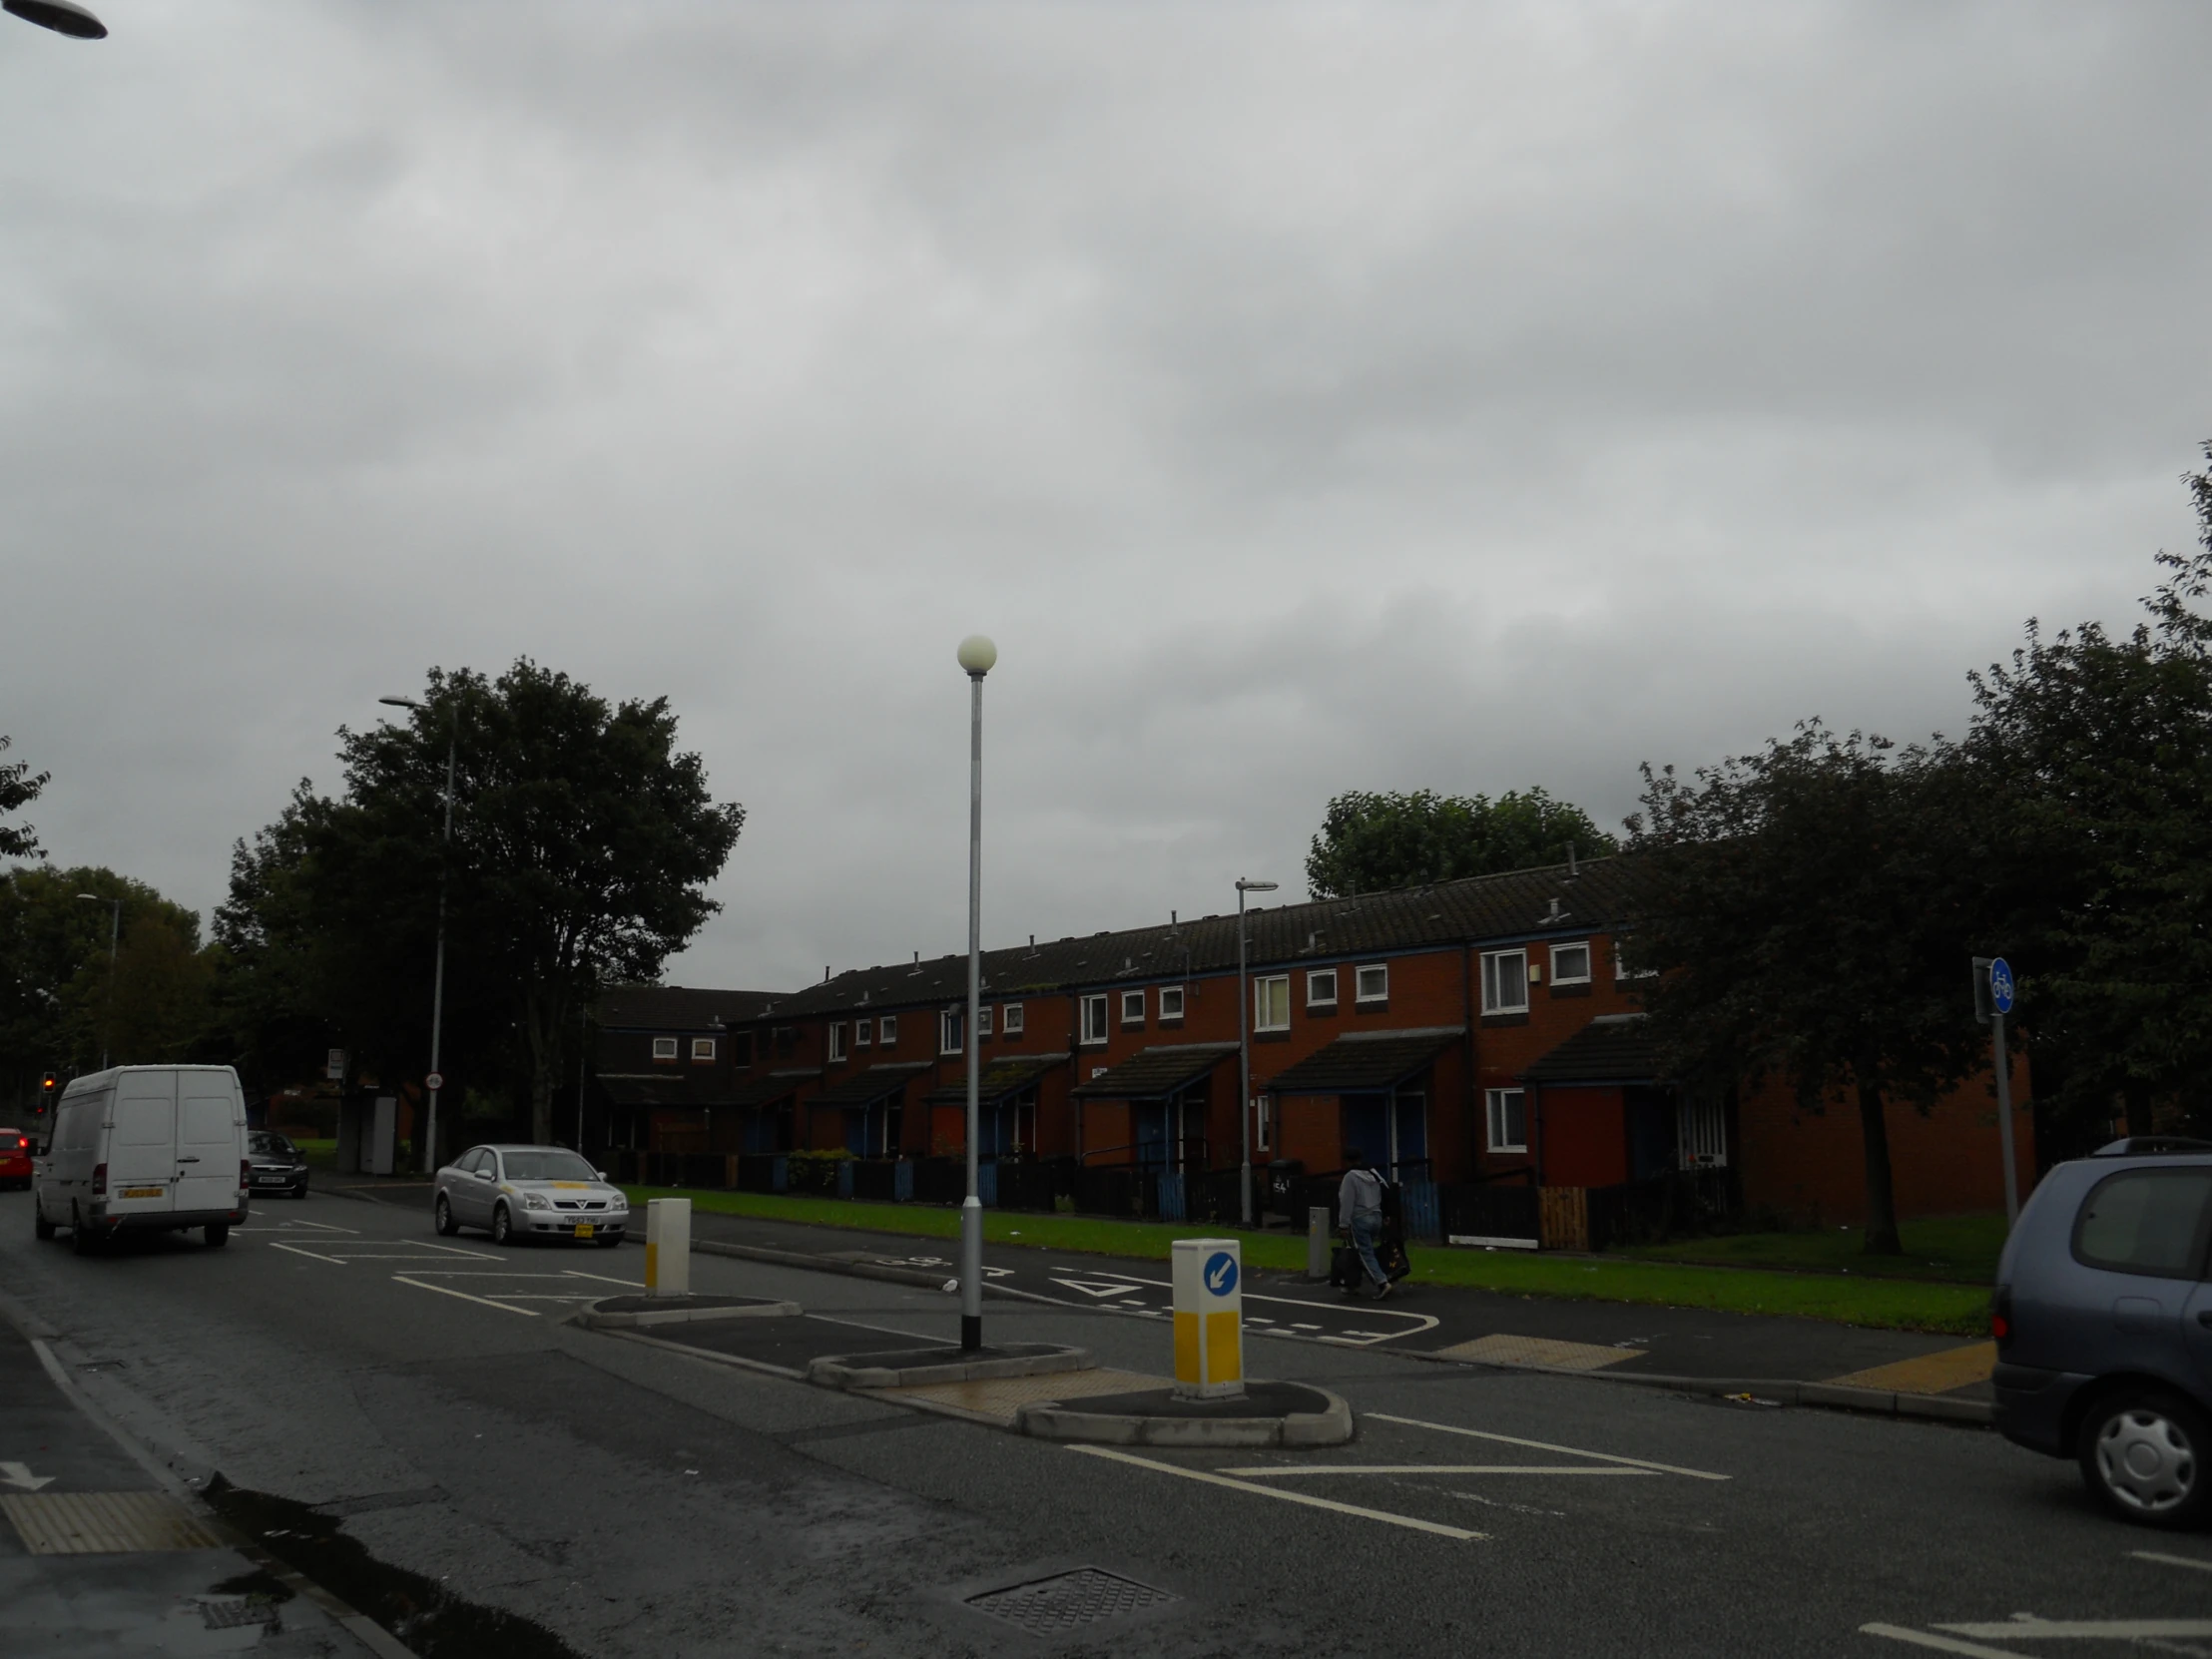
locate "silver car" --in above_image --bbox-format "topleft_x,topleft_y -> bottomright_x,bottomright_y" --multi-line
433,1144 -> 629,1248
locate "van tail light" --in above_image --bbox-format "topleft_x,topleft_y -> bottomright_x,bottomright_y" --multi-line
240,1160 -> 251,1191
1991,1287 -> 2013,1349
92,1162 -> 107,1197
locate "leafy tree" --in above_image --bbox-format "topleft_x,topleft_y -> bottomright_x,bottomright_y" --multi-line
0,736 -> 47,861
1624,727 -> 1997,1255
1306,787 -> 1616,899
219,659 -> 744,1151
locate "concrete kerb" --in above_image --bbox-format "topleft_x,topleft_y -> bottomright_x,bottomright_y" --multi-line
809,1344 -> 1094,1390
1016,1382 -> 1356,1448
575,1293 -> 801,1331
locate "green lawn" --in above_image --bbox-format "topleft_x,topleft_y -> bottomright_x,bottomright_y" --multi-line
292,1137 -> 339,1172
1621,1213 -> 2007,1286
620,1185 -> 1994,1337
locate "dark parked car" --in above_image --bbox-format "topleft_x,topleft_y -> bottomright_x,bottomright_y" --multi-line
248,1130 -> 309,1200
1994,1136 -> 2212,1527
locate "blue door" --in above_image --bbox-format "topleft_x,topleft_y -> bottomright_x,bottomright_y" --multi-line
1343,1097 -> 1390,1172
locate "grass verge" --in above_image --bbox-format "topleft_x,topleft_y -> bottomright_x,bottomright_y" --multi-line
1621,1213 -> 2006,1285
619,1185 -> 1993,1337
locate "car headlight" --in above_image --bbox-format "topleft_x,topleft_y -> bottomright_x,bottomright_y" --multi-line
523,1193 -> 550,1211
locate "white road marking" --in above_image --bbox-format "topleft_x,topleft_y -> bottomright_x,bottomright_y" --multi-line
1370,1413 -> 1730,1481
271,1241 -> 495,1265
560,1270 -> 645,1287
2135,1550 -> 2212,1575
0,1461 -> 56,1491
1066,1445 -> 1484,1541
1937,1618 -> 2212,1639
390,1276 -> 540,1316
1063,1271 -> 1438,1344
1860,1624 -> 2027,1657
1218,1465 -> 1657,1478
1049,1278 -> 1143,1299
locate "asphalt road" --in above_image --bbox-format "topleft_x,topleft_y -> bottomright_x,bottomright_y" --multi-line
1,1187 -> 2204,1659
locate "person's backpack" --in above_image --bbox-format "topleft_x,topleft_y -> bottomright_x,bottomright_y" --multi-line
1379,1177 -> 1401,1222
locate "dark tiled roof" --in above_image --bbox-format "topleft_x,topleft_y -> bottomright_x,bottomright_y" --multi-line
597,1076 -> 705,1109
1262,1027 -> 1464,1096
766,856 -> 1640,1022
922,1051 -> 1071,1108
809,1062 -> 933,1109
729,1068 -> 822,1108
1072,1042 -> 1239,1100
1520,1014 -> 1665,1085
597,985 -> 786,1031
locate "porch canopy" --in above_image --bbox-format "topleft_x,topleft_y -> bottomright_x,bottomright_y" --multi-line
1071,1041 -> 1238,1099
922,1050 -> 1069,1107
1262,1026 -> 1463,1096
809,1061 -> 932,1109
1518,1013 -> 1663,1086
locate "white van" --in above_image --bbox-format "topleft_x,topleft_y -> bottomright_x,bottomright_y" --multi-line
33,1065 -> 251,1252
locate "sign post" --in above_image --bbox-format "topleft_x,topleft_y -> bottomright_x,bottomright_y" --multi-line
1171,1238 -> 1243,1399
646,1197 -> 691,1299
1973,956 -> 2020,1228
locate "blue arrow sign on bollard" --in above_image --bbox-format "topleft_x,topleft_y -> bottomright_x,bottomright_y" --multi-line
1989,957 -> 2014,1015
1204,1251 -> 1239,1297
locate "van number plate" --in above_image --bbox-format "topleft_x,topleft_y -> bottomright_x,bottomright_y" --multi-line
121,1186 -> 165,1199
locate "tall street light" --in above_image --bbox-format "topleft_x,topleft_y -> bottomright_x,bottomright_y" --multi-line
381,695 -> 456,1174
956,633 -> 996,1354
1235,876 -> 1278,1228
75,890 -> 120,1070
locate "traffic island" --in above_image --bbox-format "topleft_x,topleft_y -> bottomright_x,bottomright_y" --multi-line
1015,1380 -> 1355,1448
576,1293 -> 801,1331
809,1343 -> 1094,1390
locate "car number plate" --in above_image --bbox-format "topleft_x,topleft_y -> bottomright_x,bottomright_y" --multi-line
121,1186 -> 165,1199
573,1223 -> 595,1238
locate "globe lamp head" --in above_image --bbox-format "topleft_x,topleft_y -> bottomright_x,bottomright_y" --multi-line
956,635 -> 998,677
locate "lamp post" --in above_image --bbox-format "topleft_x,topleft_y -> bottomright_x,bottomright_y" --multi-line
1235,876 -> 1278,1228
75,890 -> 121,1070
956,633 -> 996,1353
380,695 -> 456,1174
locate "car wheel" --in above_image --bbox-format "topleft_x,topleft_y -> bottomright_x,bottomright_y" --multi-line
492,1203 -> 513,1246
205,1223 -> 230,1248
69,1204 -> 98,1256
293,1181 -> 309,1200
2079,1387 -> 2212,1528
434,1194 -> 459,1237
34,1203 -> 56,1242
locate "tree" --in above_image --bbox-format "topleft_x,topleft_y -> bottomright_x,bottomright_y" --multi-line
1624,726 -> 1997,1254
1305,787 -> 1617,899
219,660 -> 745,1148
0,736 -> 47,860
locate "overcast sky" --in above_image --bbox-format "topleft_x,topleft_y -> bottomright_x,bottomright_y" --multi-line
5,1 -> 2208,993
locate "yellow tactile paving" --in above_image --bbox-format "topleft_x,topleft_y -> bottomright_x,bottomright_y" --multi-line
1827,1341 -> 1996,1395
1432,1335 -> 1645,1373
869,1368 -> 1169,1421
1,1491 -> 225,1554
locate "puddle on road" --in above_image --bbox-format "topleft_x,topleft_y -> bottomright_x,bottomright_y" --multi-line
203,1476 -> 585,1659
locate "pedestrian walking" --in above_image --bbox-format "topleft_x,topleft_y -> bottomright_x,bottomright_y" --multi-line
1337,1147 -> 1392,1300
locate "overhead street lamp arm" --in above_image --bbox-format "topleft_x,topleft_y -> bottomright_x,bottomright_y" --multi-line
5,1 -> 108,39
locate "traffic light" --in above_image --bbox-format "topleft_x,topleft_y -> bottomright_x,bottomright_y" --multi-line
35,1070 -> 58,1118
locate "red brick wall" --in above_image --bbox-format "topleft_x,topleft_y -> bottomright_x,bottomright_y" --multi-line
1537,1085 -> 1629,1187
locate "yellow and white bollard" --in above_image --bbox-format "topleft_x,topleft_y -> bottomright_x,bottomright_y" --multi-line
1171,1238 -> 1243,1399
645,1197 -> 691,1299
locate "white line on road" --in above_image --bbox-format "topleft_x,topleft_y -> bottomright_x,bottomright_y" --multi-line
1937,1619 -> 2212,1639
1859,1624 -> 2027,1657
1218,1465 -> 1658,1478
1370,1413 -> 1730,1481
389,1276 -> 541,1316
2133,1550 -> 2212,1574
1065,1445 -> 1485,1540
560,1270 -> 645,1287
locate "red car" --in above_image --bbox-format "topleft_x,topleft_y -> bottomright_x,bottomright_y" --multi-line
0,1127 -> 32,1190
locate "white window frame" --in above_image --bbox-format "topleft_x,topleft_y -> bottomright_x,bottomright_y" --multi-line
1550,941 -> 1592,986
855,1017 -> 872,1047
828,1023 -> 846,1062
1481,949 -> 1530,1015
978,1004 -> 993,1038
1079,993 -> 1109,1046
1159,985 -> 1185,1021
879,1014 -> 899,1046
1355,963 -> 1388,1003
1255,1094 -> 1274,1154
1254,974 -> 1290,1033
691,1037 -> 717,1062
1306,967 -> 1338,1009
1003,1002 -> 1025,1036
939,1008 -> 964,1056
1121,989 -> 1146,1026
1486,1087 -> 1528,1154
652,1036 -> 679,1062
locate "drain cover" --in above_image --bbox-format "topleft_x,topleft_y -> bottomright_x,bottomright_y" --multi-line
201,1597 -> 281,1631
965,1568 -> 1178,1636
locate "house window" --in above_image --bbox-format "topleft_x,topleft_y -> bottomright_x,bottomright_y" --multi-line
879,1014 -> 899,1047
1254,974 -> 1290,1033
1486,1088 -> 1528,1153
1255,1095 -> 1274,1153
978,1004 -> 993,1038
1355,963 -> 1388,1003
1003,1002 -> 1024,1036
774,1026 -> 795,1056
1122,989 -> 1145,1026
1614,941 -> 1657,980
829,1023 -> 847,1062
939,1008 -> 964,1055
1079,994 -> 1109,1046
1551,941 -> 1592,986
1481,950 -> 1529,1014
1307,968 -> 1338,1009
730,1032 -> 755,1067
651,1037 -> 679,1062
1159,985 -> 1185,1021
691,1037 -> 716,1062
855,1018 -> 872,1047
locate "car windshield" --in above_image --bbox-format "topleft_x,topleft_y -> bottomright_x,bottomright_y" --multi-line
250,1132 -> 291,1156
500,1150 -> 598,1182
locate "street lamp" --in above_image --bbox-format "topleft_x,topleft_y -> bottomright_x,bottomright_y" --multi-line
4,1 -> 108,38
75,890 -> 120,1070
1235,876 -> 1278,1228
956,633 -> 996,1354
381,695 -> 456,1174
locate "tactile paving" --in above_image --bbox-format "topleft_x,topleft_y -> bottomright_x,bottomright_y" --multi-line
1,1491 -> 225,1554
1433,1334 -> 1645,1372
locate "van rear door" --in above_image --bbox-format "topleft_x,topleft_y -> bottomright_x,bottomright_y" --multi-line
177,1073 -> 242,1214
109,1071 -> 179,1213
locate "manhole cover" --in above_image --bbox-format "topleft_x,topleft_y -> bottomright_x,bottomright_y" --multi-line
965,1568 -> 1178,1636
201,1597 -> 281,1630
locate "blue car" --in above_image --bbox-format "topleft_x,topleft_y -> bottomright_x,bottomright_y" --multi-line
1994,1136 -> 2212,1528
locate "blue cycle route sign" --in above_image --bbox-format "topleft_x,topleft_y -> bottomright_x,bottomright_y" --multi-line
1989,957 -> 2015,1016
1203,1251 -> 1238,1297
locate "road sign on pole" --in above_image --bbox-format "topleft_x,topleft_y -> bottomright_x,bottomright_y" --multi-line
424,1070 -> 444,1093
1972,956 -> 2021,1229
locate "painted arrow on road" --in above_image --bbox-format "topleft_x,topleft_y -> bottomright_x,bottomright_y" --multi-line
0,1461 -> 56,1491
